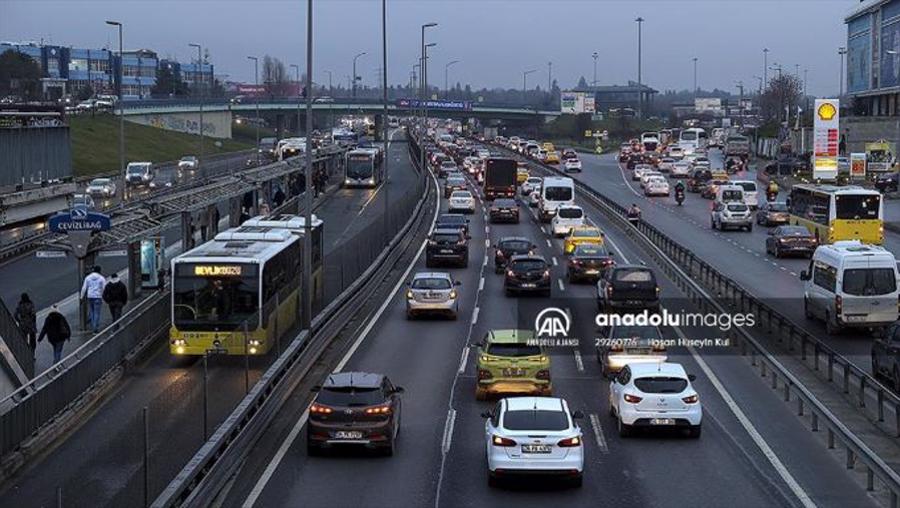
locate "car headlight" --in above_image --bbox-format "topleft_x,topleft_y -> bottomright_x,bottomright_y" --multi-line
406,290 -> 414,299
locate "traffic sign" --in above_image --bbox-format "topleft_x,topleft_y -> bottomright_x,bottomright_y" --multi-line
98,249 -> 128,257
48,207 -> 111,234
36,250 -> 67,259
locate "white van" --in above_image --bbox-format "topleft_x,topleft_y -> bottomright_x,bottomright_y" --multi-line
539,176 -> 575,222
801,241 -> 900,334
715,184 -> 745,204
731,180 -> 759,209
551,205 -> 585,237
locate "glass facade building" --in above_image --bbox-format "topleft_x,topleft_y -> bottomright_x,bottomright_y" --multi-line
846,0 -> 900,116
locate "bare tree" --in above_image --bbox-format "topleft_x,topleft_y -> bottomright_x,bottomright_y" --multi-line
262,55 -> 290,97
760,74 -> 802,126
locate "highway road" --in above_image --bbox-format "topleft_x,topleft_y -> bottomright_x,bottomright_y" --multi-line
0,132 -> 416,508
223,160 -> 874,508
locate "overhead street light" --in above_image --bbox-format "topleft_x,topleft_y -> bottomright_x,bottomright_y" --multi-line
523,68 -> 537,105
420,22 -> 438,176
290,63 -> 301,135
444,60 -> 459,98
763,48 -> 769,88
352,51 -> 367,98
592,52 -> 598,86
838,47 -> 848,97
189,43 -> 204,175
636,17 -> 644,118
105,20 -> 125,201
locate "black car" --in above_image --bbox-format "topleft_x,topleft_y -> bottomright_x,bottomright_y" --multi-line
875,173 -> 899,194
444,176 -> 467,198
435,213 -> 470,237
686,169 -> 712,193
765,225 -> 817,258
504,254 -> 551,296
567,243 -> 615,283
597,265 -> 660,312
756,201 -> 790,226
626,153 -> 643,170
307,371 -> 404,456
493,236 -> 535,273
489,198 -> 520,223
426,228 -> 469,268
873,323 -> 900,390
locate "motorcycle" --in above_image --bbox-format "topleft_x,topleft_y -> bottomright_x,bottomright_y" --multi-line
626,209 -> 641,225
766,190 -> 778,202
675,190 -> 685,206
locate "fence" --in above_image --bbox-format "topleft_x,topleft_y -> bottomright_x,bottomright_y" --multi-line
0,126 -> 72,187
0,298 -> 33,379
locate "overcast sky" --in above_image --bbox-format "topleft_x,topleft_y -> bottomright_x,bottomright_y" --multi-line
2,0 -> 855,96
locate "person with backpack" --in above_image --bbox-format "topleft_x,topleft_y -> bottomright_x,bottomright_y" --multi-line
38,304 -> 71,363
14,293 -> 37,352
103,273 -> 129,322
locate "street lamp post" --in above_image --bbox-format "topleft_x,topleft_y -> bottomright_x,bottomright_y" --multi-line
420,22 -> 437,175
753,75 -> 763,96
302,0 -> 313,330
444,60 -> 459,99
692,57 -> 698,98
247,56 -> 259,165
838,47 -> 847,97
592,52 -> 598,86
636,17 -> 644,119
352,51 -> 366,98
523,69 -> 536,105
189,43 -> 204,177
381,0 -> 390,244
105,20 -> 125,201
763,48 -> 769,88
290,63 -> 301,135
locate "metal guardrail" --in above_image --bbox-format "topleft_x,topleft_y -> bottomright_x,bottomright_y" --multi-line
0,298 -> 33,380
513,147 -> 900,506
0,289 -> 169,457
152,134 -> 432,507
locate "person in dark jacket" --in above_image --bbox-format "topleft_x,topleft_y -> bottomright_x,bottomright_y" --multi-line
38,304 -> 71,363
103,273 -> 129,322
14,293 -> 37,351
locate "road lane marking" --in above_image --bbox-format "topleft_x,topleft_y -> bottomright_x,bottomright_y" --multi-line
552,257 -> 558,266
546,238 -> 553,248
484,239 -> 490,248
478,277 -> 485,292
573,349 -> 584,372
557,279 -> 565,292
457,347 -> 469,374
472,306 -> 480,325
589,413 -> 609,454
441,409 -> 457,454
485,225 -> 490,234
673,325 -> 817,508
483,255 -> 488,267
242,170 -> 440,508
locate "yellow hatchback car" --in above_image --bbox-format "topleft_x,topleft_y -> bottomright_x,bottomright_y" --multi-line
475,329 -> 551,400
516,164 -> 529,184
564,225 -> 604,254
545,150 -> 560,164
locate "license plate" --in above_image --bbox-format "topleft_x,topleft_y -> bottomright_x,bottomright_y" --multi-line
585,269 -> 599,274
521,283 -> 536,288
650,418 -> 675,426
844,315 -> 867,323
502,367 -> 526,377
521,444 -> 552,454
626,300 -> 643,305
334,431 -> 363,439
440,249 -> 453,254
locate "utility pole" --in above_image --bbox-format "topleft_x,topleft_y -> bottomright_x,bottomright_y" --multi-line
302,0 -> 313,330
735,80 -> 744,127
635,17 -> 644,119
189,43 -> 204,175
352,51 -> 366,98
753,75 -> 763,96
692,57 -> 698,98
838,47 -> 847,97
547,61 -> 552,93
523,69 -> 536,105
444,60 -> 459,98
419,21 -> 437,174
381,0 -> 389,242
592,52 -> 598,86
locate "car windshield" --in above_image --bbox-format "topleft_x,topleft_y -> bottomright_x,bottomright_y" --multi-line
510,260 -> 546,271
486,342 -> 542,357
438,215 -> 465,225
91,179 -> 109,186
557,207 -> 583,219
634,377 -> 688,394
127,165 -> 148,175
317,387 -> 384,407
574,228 -> 600,238
452,191 -> 472,198
433,233 -> 460,243
545,186 -> 573,201
412,278 -> 452,290
727,203 -> 748,212
768,203 -> 788,212
778,226 -> 810,236
574,245 -> 608,256
835,194 -> 880,220
503,410 -> 568,431
500,240 -> 531,251
615,269 -> 653,282
441,160 -> 456,167
494,199 -> 516,208
842,268 -> 897,296
447,178 -> 465,186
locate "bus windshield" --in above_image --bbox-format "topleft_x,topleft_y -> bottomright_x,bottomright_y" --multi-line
835,194 -> 880,220
173,264 -> 259,330
347,155 -> 374,178
681,131 -> 697,141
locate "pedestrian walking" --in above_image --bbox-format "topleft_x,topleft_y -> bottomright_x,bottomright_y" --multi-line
38,304 -> 71,364
103,273 -> 129,322
198,208 -> 210,242
80,265 -> 107,333
14,293 -> 37,352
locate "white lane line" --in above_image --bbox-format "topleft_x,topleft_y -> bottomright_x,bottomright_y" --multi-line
484,239 -> 490,248
546,238 -> 553,248
478,277 -> 485,292
673,325 -> 817,508
573,349 -> 584,372
471,306 -> 480,325
589,413 -> 609,454
441,409 -> 457,454
483,255 -> 488,267
779,266 -> 787,271
485,225 -> 490,234
243,171 -> 440,508
552,257 -> 558,266
789,271 -> 797,277
557,279 -> 565,292
457,346 -> 469,374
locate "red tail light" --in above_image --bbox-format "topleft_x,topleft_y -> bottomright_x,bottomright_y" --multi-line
310,403 -> 333,414
536,369 -> 551,380
478,369 -> 493,380
365,404 -> 392,415
682,394 -> 699,404
623,394 -> 643,404
492,435 -> 517,447
557,436 -> 581,447
835,295 -> 843,316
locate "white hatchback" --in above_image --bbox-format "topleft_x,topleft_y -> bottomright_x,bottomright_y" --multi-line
483,397 -> 584,487
521,177 -> 542,196
449,190 -> 476,214
551,205 -> 585,237
564,158 -> 582,172
644,176 -> 670,196
609,362 -> 702,438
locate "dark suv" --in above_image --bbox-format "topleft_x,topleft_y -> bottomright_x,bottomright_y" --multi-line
504,254 -> 551,296
488,198 -> 520,223
307,371 -> 404,456
597,265 -> 660,312
493,236 -> 536,273
435,213 -> 470,237
426,228 -> 469,268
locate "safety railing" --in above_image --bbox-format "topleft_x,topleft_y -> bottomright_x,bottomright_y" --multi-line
0,298 -> 33,379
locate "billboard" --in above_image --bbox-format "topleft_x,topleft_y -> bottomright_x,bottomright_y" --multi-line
694,98 -> 722,113
850,152 -> 867,179
812,99 -> 840,180
583,96 -> 596,113
561,91 -> 592,114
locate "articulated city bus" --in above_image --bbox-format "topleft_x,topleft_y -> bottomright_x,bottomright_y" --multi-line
788,184 -> 883,245
343,148 -> 384,187
170,215 -> 324,355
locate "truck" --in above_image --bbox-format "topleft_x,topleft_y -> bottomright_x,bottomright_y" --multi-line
483,157 -> 517,200
724,135 -> 750,158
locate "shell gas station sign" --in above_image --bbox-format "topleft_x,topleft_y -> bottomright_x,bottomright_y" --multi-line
813,99 -> 839,181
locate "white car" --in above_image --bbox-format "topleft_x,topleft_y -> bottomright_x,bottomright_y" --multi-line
483,397 -> 584,487
644,176 -> 670,196
670,161 -> 691,178
711,201 -> 753,231
71,193 -> 95,210
639,170 -> 663,188
609,362 -> 702,438
632,164 -> 653,181
551,205 -> 585,237
406,271 -> 460,319
668,146 -> 684,160
521,176 -> 542,196
449,190 -> 476,214
657,158 -> 675,173
85,178 -> 116,197
178,156 -> 199,172
564,158 -> 582,172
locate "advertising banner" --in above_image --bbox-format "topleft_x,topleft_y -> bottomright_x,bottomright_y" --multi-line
864,140 -> 895,172
812,99 -> 840,180
850,152 -> 867,179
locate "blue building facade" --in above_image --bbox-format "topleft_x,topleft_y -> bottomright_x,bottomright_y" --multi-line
846,0 -> 900,116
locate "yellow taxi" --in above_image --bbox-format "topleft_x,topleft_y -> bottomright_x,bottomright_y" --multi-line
710,168 -> 728,180
516,161 -> 529,183
564,225 -> 604,254
545,150 -> 560,164
542,142 -> 556,152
